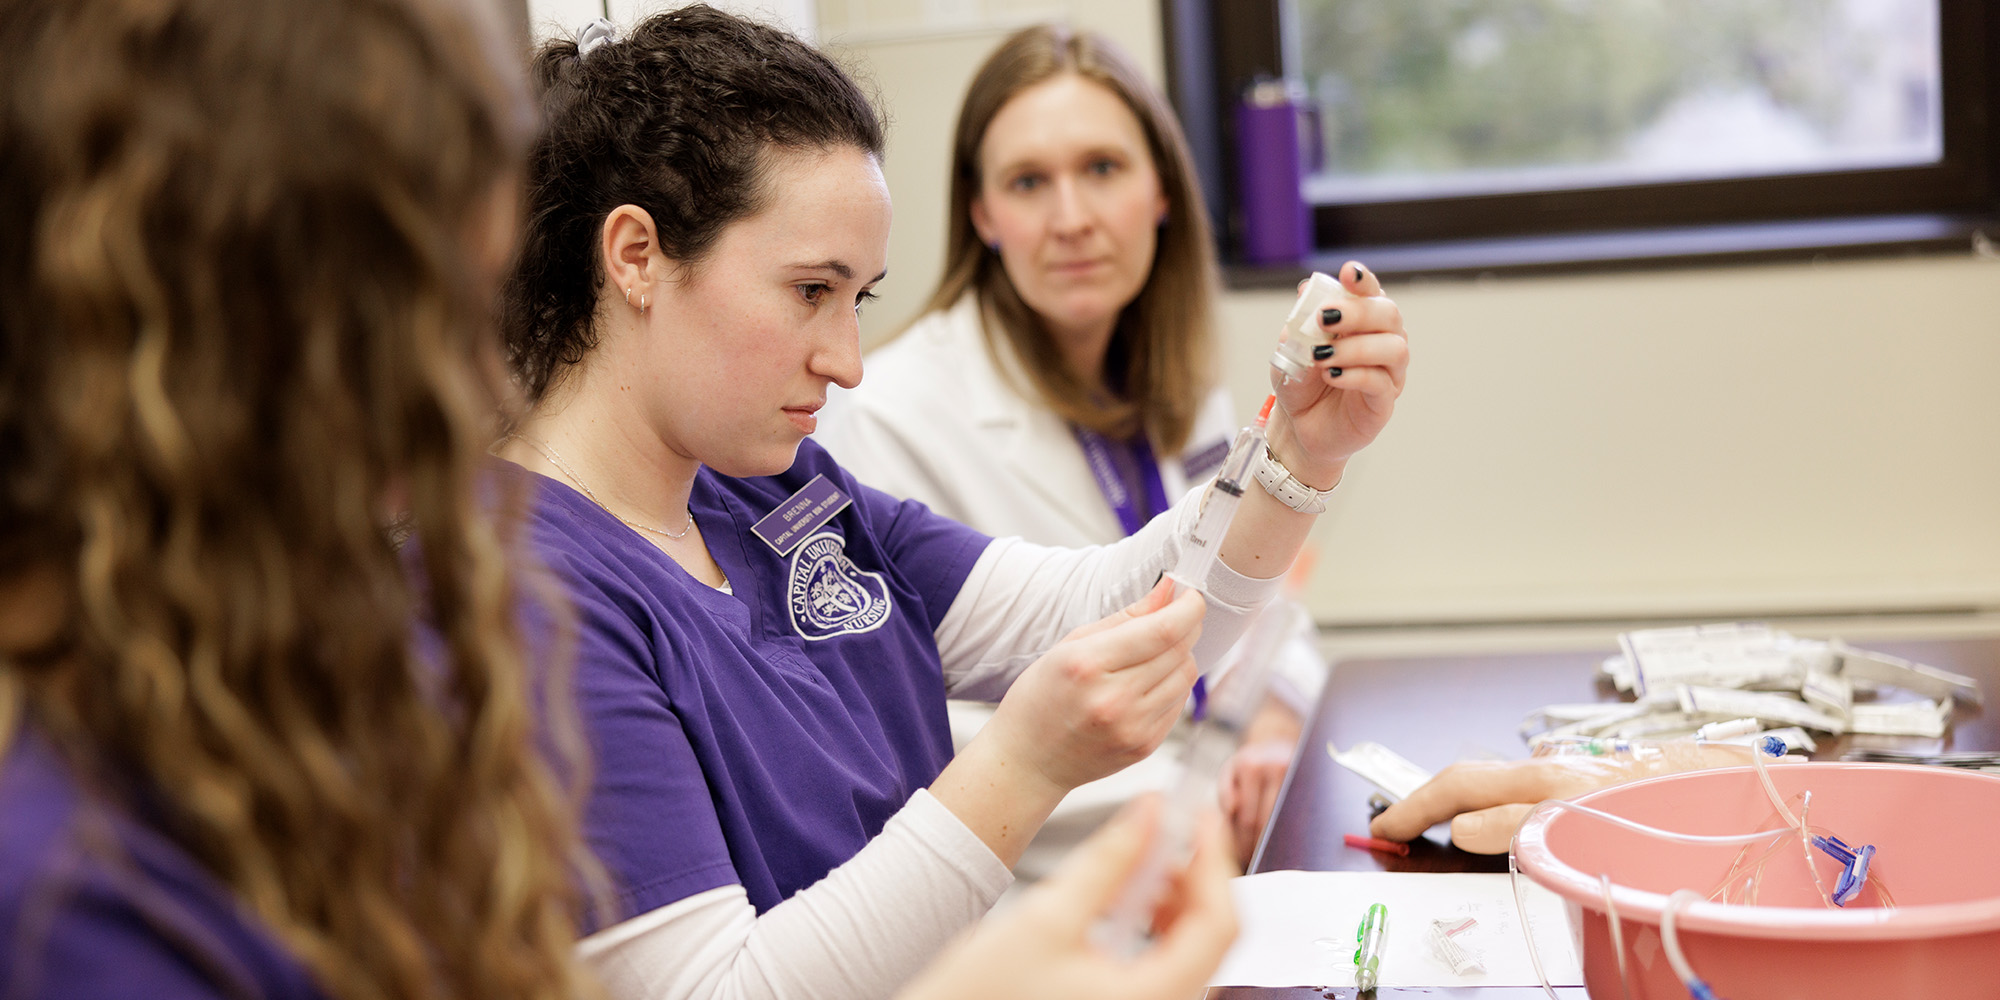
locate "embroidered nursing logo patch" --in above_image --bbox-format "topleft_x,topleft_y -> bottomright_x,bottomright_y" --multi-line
787,531 -> 893,641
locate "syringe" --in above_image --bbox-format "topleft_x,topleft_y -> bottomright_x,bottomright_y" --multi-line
1164,395 -> 1274,719
1092,599 -> 1300,958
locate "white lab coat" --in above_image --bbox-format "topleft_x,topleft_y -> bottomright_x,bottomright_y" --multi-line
821,293 -> 1326,880
821,294 -> 1235,547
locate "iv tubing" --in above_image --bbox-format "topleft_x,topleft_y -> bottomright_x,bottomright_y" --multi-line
1746,737 -> 1799,828
1508,848 -> 1558,1000
1795,794 -> 1838,909
1660,890 -> 1711,998
1511,738 -> 1802,1000
1532,798 -> 1794,847
1600,873 -> 1634,1000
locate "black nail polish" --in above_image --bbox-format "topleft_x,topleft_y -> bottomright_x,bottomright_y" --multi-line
1320,307 -> 1342,327
1312,344 -> 1334,361
1326,367 -> 1343,379
1351,264 -> 1367,283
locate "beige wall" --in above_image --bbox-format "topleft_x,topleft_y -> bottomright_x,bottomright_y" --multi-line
526,0 -> 602,39
1225,258 -> 2000,626
826,0 -> 2000,627
527,0 -> 816,43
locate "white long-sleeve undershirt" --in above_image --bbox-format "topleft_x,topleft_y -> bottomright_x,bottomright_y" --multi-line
579,790 -> 1008,1000
937,479 -> 1279,701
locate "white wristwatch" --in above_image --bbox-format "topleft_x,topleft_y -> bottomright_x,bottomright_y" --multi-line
1254,446 -> 1336,514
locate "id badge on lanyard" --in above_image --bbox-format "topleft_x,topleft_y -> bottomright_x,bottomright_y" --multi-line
1072,426 -> 1170,538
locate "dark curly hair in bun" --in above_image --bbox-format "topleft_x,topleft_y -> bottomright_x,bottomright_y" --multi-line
505,4 -> 885,401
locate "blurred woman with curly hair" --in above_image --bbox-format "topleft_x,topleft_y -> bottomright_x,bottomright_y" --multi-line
0,1 -> 601,998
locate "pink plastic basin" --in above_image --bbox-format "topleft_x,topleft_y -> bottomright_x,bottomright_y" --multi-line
1512,762 -> 2000,999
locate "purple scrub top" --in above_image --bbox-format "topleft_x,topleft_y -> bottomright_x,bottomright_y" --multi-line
0,732 -> 325,1000
523,439 -> 989,926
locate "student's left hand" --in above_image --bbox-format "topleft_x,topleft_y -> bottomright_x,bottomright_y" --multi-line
1265,260 -> 1408,488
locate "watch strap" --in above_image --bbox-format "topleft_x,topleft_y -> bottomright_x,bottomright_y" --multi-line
1253,447 -> 1334,514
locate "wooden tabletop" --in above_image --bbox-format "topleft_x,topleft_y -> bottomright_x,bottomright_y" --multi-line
1207,635 -> 2000,999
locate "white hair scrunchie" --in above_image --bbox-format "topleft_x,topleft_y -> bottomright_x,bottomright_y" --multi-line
577,18 -> 621,59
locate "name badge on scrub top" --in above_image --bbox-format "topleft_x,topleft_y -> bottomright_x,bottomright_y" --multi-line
752,474 -> 853,556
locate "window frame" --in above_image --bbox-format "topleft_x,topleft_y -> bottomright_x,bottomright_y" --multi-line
1161,0 -> 2000,283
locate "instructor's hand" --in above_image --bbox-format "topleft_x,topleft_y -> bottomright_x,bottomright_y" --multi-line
1216,698 -> 1302,867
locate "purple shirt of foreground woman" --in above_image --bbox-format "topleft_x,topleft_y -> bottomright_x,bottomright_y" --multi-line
524,439 -> 990,926
0,733 -> 326,1000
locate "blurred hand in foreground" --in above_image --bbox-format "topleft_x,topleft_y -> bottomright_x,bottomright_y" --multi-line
896,796 -> 1240,1000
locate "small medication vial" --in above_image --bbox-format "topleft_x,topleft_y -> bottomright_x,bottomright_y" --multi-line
1271,271 -> 1343,381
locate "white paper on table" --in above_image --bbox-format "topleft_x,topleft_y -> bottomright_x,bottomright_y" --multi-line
1207,870 -> 1583,989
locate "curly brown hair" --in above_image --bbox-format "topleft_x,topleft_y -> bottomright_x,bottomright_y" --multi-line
0,1 -> 600,999
504,4 -> 885,401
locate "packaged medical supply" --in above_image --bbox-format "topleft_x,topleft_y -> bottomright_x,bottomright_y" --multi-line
1329,740 -> 1435,802
1428,916 -> 1485,976
1534,624 -> 1982,748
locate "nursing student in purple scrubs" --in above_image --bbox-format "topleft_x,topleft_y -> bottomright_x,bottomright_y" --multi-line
0,0 -> 599,998
0,2 -> 1234,999
819,24 -> 1350,874
495,8 -> 1408,999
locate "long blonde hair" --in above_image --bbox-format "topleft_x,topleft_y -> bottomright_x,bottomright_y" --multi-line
0,1 -> 599,999
923,24 -> 1220,452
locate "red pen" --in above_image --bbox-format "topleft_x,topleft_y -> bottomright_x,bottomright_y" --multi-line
1344,833 -> 1410,857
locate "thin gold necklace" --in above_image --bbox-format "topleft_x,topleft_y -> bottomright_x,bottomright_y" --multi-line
507,434 -> 695,541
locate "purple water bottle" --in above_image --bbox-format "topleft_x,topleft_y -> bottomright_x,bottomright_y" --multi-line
1235,79 -> 1312,265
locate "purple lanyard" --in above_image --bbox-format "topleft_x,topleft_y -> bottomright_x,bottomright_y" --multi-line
1072,426 -> 1171,538
1078,426 -> 1211,719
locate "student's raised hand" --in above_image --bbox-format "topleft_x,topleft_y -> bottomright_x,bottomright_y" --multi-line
1266,260 -> 1408,487
1370,745 -> 1793,854
983,578 -> 1205,793
894,796 -> 1240,1000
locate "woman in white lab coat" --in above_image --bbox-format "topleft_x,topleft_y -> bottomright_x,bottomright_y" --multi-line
822,24 -> 1380,871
